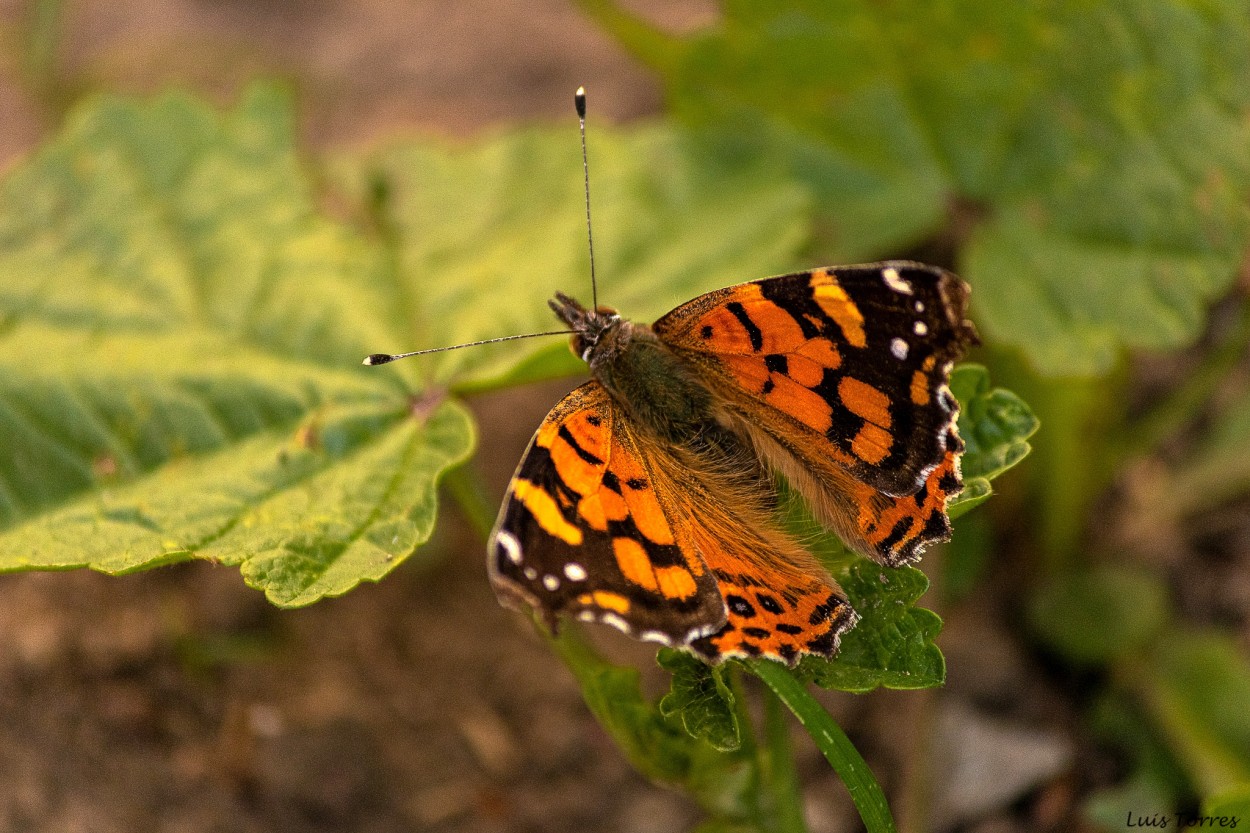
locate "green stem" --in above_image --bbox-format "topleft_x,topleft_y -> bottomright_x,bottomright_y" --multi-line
752,661 -> 897,833
1033,376 -> 1113,573
760,682 -> 809,833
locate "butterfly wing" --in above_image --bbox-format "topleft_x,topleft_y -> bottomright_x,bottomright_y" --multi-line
653,261 -> 976,565
488,381 -> 726,645
489,381 -> 856,664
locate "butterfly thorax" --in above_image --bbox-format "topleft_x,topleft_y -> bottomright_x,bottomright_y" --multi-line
550,292 -> 717,445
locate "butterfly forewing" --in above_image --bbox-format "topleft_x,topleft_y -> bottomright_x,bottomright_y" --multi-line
489,382 -> 726,645
652,261 -> 976,564
489,381 -> 860,664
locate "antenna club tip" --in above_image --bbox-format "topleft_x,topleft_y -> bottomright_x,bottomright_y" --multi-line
363,353 -> 394,366
575,86 -> 587,117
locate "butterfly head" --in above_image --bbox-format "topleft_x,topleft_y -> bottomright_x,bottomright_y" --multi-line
549,292 -> 624,365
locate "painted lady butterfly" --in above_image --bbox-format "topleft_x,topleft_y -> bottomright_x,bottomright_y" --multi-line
485,263 -> 976,666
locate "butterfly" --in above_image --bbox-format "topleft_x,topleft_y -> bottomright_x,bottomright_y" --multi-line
485,262 -> 977,666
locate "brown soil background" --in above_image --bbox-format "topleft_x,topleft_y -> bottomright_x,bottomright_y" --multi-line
4,2 -> 1244,832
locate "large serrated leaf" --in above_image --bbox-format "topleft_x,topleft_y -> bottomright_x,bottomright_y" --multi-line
584,0 -> 1250,376
0,85 -> 471,604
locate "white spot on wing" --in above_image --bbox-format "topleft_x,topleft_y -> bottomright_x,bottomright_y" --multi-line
496,530 -> 522,564
915,300 -> 925,312
685,623 -> 723,642
890,338 -> 909,360
524,567 -> 538,580
564,563 -> 587,581
639,630 -> 674,645
600,612 -> 632,634
882,267 -> 913,295
914,320 -> 928,336
542,574 -> 560,591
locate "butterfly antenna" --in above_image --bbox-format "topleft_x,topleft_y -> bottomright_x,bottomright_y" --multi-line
575,86 -> 598,310
363,330 -> 572,366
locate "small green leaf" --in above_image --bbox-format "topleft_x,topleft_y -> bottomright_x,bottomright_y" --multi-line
767,363 -> 1031,692
658,648 -> 741,752
948,363 -> 1039,517
801,561 -> 944,693
1029,565 -> 1169,664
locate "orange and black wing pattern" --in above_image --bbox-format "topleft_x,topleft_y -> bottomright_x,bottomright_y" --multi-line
489,382 -> 857,664
652,261 -> 976,564
488,382 -> 726,646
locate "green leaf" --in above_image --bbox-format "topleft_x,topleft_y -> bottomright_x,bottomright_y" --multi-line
580,0 -> 953,261
329,121 -> 811,392
1029,565 -> 1169,665
759,363 -> 1030,692
1143,630 -> 1250,796
658,648 -> 741,752
800,560 -> 944,693
948,363 -> 1039,517
585,0 -> 1250,376
0,84 -> 473,604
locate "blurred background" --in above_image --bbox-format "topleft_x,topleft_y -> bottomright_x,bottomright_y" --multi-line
1,2 -> 1248,832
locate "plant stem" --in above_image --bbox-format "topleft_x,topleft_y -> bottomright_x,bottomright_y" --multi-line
753,661 -> 897,833
760,683 -> 809,833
